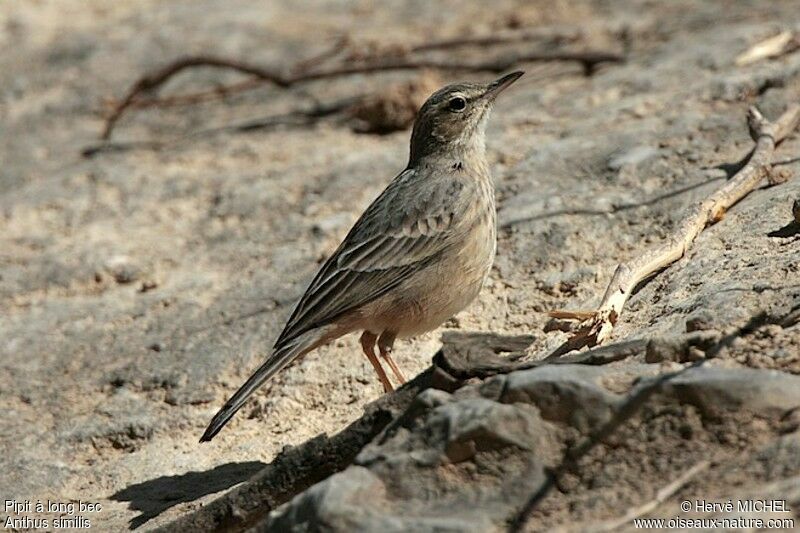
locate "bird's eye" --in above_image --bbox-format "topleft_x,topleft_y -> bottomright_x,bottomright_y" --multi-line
448,97 -> 466,112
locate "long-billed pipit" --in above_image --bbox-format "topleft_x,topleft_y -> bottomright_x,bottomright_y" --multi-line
201,71 -> 523,442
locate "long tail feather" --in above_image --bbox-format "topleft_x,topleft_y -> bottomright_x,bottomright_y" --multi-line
199,328 -> 328,442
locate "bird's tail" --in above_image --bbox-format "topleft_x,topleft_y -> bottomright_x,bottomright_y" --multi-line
199,327 -> 332,442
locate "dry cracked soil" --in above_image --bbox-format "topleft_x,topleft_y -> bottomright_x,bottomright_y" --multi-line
2,0 -> 800,531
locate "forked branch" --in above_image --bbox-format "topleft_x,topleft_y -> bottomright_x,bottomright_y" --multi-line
553,104 -> 800,350
100,33 -> 623,140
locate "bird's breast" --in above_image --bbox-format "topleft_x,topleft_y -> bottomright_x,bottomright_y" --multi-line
364,181 -> 496,338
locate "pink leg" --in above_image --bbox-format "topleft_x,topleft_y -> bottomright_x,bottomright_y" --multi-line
378,331 -> 406,384
360,331 -> 393,393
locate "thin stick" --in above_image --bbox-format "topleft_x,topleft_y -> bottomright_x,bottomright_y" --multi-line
100,56 -> 289,140
120,78 -> 264,109
85,96 -> 360,157
100,31 -> 573,118
410,28 -> 581,52
100,46 -> 622,140
586,460 -> 710,532
553,104 -> 800,349
291,36 -> 350,74
547,310 -> 597,321
735,30 -> 799,66
108,37 -> 351,113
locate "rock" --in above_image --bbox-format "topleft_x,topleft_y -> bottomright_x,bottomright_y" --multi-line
434,331 -> 535,379
644,331 -> 721,363
357,393 -> 556,467
271,385 -> 556,531
104,255 -> 141,284
607,145 -> 661,171
657,366 -> 800,419
497,365 -> 620,433
685,310 -> 716,332
265,467 -> 494,533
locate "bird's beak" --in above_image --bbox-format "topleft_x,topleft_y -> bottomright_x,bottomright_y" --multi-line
483,71 -> 524,101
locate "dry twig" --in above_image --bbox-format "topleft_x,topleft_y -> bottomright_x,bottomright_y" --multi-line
735,30 -> 800,66
552,104 -> 800,351
409,27 -> 580,53
100,33 -> 623,140
83,96 -> 361,157
104,31 -> 575,114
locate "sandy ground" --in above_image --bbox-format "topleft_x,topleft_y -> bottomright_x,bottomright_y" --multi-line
2,0 -> 800,530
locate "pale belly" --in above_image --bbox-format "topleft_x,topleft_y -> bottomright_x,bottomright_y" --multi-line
358,219 -> 496,338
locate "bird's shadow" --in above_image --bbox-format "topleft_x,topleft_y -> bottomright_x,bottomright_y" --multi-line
111,460 -> 267,529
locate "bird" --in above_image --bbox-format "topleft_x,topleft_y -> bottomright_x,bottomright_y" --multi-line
200,70 -> 523,442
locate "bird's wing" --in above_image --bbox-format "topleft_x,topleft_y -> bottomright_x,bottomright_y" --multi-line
274,168 -> 474,348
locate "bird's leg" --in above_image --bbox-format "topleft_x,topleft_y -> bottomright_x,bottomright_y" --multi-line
377,331 -> 406,384
360,331 -> 393,393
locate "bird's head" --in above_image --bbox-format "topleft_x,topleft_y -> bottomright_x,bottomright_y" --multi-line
409,71 -> 523,164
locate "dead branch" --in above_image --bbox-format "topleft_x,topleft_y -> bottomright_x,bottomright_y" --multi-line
119,34 -> 565,112
501,173 -> 726,228
409,27 -> 581,52
294,51 -> 621,81
735,30 -> 800,66
84,96 -> 361,157
103,39 -> 361,114
552,104 -> 800,350
291,36 -> 351,74
116,78 -> 264,110
100,56 -> 289,140
100,32 -> 623,140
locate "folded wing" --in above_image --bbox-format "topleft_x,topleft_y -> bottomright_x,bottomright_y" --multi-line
274,169 -> 472,348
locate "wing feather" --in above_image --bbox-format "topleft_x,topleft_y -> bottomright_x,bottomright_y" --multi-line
274,169 -> 472,348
